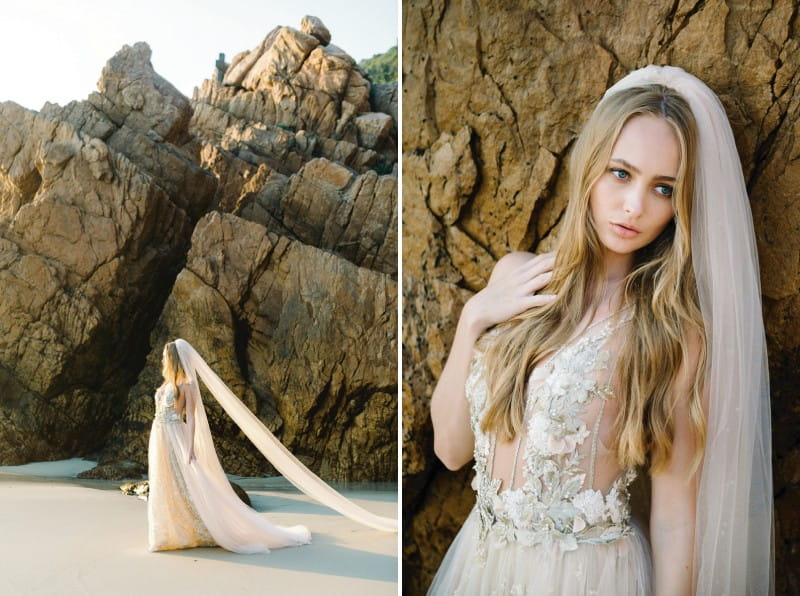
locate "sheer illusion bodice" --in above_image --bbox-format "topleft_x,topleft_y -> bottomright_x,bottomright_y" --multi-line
428,310 -> 651,595
154,384 -> 182,423
471,311 -> 635,552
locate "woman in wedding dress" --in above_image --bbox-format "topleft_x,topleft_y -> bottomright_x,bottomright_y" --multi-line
428,66 -> 772,594
148,339 -> 396,553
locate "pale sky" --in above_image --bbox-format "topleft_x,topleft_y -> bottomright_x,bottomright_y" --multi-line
0,0 -> 398,111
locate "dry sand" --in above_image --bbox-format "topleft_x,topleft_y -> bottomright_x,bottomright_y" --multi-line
0,459 -> 397,595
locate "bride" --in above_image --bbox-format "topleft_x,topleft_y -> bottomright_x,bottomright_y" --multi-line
148,338 -> 396,553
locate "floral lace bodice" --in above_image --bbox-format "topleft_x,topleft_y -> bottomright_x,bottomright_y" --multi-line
154,384 -> 181,425
467,311 -> 636,554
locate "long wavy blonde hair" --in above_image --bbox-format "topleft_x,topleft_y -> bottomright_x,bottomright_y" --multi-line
162,341 -> 190,390
481,85 -> 707,474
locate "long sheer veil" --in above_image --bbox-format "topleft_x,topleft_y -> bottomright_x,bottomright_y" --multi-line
602,66 -> 773,594
173,338 -> 398,533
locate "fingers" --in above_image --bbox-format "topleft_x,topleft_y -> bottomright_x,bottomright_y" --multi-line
513,252 -> 555,283
489,252 -> 555,288
525,293 -> 557,308
522,270 -> 554,293
507,292 -> 557,319
526,252 -> 556,276
491,254 -> 555,297
494,293 -> 557,324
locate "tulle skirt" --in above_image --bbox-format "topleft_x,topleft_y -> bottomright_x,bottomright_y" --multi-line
148,416 -> 217,551
147,416 -> 311,553
427,508 -> 652,595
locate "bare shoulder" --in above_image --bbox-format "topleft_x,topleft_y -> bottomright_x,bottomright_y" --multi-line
488,251 -> 550,283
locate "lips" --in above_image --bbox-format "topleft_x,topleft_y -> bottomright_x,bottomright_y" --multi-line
610,221 -> 641,238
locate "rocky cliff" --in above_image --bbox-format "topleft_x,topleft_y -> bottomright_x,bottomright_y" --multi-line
402,1 -> 799,594
0,17 -> 397,485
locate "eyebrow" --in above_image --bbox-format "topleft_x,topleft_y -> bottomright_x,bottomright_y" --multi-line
610,158 -> 676,182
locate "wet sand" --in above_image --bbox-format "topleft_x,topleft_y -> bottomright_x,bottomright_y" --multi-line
0,459 -> 398,595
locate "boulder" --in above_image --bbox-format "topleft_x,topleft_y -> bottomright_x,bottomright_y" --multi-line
354,112 -> 394,150
191,81 -> 388,175
119,479 -> 252,506
80,461 -> 146,480
301,15 -> 332,46
119,480 -> 150,499
88,42 -> 192,145
371,82 -> 398,129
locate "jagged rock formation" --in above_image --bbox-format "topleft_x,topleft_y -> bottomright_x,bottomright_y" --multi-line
0,42 -> 215,464
402,2 -> 800,594
0,17 -> 397,485
190,24 -> 397,177
235,157 -> 397,276
187,20 -> 398,278
96,211 -> 396,481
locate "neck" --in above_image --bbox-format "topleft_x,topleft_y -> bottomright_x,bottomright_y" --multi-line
601,249 -> 634,284
593,250 -> 634,310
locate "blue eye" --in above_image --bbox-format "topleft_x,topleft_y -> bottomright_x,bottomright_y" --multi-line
611,168 -> 629,180
655,184 -> 673,198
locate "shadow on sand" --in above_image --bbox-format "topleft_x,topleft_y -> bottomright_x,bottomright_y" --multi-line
157,530 -> 397,583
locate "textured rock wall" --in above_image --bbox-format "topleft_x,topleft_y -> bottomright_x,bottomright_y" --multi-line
402,1 -> 800,594
0,42 -> 215,464
0,18 -> 397,485
99,212 -> 397,481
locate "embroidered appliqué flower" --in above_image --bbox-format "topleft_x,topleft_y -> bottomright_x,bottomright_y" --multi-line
465,311 -> 636,554
572,489 -> 606,525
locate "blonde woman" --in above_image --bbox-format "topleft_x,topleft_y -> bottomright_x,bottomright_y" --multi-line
147,339 -> 396,553
428,66 -> 772,594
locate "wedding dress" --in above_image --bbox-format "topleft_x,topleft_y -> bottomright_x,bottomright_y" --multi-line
147,339 -> 397,553
428,310 -> 652,595
148,382 -> 311,552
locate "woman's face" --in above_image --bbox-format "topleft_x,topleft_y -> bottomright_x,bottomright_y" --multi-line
589,114 -> 679,261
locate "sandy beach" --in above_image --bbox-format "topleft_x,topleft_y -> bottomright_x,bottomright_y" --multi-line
0,459 -> 397,596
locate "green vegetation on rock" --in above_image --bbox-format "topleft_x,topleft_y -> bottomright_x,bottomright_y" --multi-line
359,46 -> 397,83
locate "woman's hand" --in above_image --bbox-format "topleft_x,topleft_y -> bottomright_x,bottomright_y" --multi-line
431,251 -> 556,471
462,251 -> 556,334
187,449 -> 195,465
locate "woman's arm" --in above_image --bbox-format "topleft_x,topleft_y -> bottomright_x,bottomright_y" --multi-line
182,383 -> 196,464
430,251 -> 555,470
650,333 -> 703,596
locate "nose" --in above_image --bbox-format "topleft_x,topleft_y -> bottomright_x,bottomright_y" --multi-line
623,182 -> 646,217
